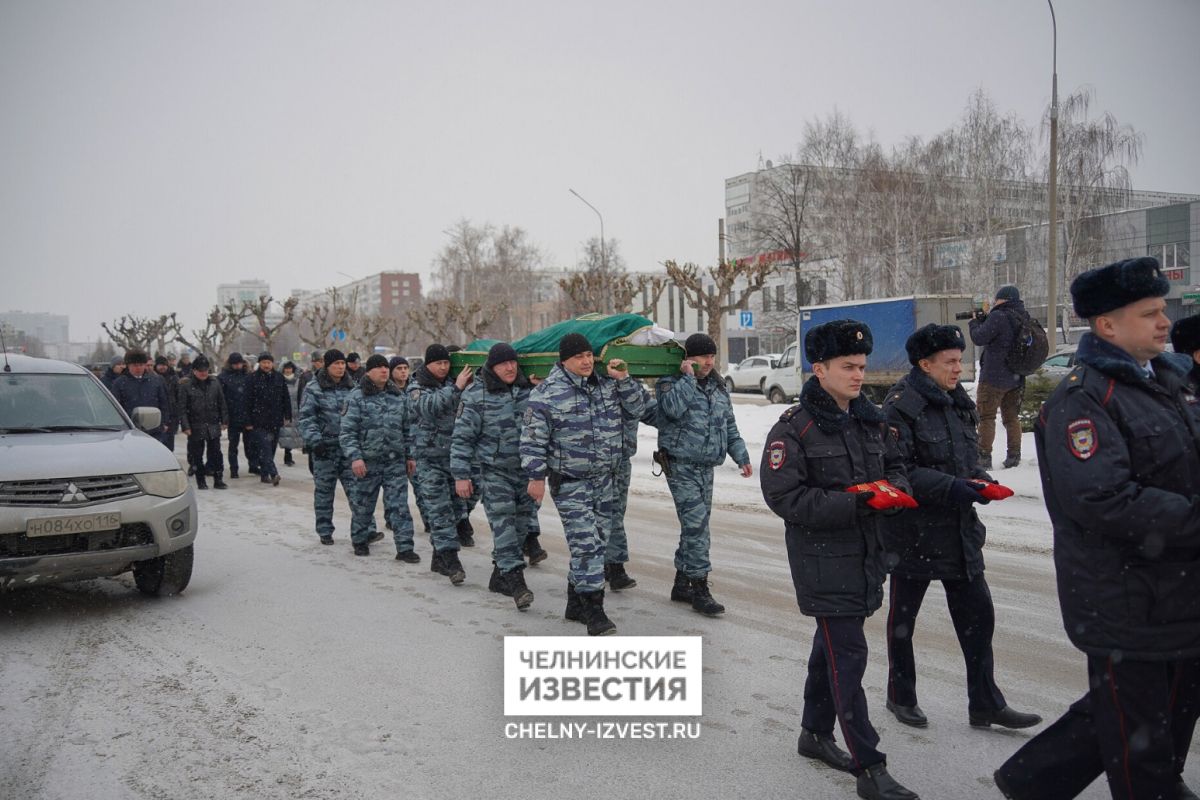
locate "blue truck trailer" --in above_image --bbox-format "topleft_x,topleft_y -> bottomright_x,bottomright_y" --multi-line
762,295 -> 977,403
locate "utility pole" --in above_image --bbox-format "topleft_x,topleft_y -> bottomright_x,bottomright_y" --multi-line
1046,0 -> 1060,349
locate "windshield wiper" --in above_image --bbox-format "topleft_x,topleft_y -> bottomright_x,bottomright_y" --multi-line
0,427 -> 55,433
41,425 -> 124,432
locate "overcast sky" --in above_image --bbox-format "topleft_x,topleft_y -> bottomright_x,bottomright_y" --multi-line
3,0 -> 1198,342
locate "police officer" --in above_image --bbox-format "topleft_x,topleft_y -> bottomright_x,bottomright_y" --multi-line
520,333 -> 646,636
605,377 -> 655,591
451,343 -> 538,610
760,319 -> 920,800
1170,314 -> 1200,396
340,354 -> 416,558
656,333 -> 752,616
995,257 -> 1200,800
297,349 -> 359,546
881,324 -> 1040,732
409,344 -> 472,585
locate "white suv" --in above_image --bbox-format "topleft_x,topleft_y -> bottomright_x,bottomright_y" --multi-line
0,354 -> 197,594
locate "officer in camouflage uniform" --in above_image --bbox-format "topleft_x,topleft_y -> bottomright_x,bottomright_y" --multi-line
409,344 -> 472,584
451,343 -> 537,610
340,355 -> 416,558
605,380 -> 655,590
298,348 -> 360,546
520,333 -> 646,636
655,333 -> 753,617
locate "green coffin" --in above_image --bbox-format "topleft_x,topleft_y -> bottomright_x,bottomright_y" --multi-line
450,314 -> 684,379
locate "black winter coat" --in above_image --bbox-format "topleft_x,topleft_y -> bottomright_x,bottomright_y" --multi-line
761,377 -> 911,618
247,369 -> 291,431
883,368 -> 992,581
969,300 -> 1027,390
179,375 -> 228,439
1036,333 -> 1200,661
111,372 -> 170,422
156,368 -> 181,431
219,369 -> 251,426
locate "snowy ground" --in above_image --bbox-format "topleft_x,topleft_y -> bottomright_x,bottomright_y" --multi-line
2,399 -> 1196,800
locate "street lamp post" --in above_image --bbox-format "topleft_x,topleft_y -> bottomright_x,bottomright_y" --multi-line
1046,0 -> 1060,349
569,188 -> 608,312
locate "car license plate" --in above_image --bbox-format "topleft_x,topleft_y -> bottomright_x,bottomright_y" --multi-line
26,512 -> 121,537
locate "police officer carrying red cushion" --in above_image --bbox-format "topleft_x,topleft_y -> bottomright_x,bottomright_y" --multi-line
881,324 -> 1041,732
995,256 -> 1200,800
761,319 -> 921,800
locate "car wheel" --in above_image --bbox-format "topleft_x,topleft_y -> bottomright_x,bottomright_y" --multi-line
725,377 -> 736,393
133,544 -> 194,596
768,387 -> 787,404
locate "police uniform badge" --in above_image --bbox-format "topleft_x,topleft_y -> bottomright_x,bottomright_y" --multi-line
523,408 -> 534,426
409,389 -> 420,402
1067,418 -> 1098,460
767,440 -> 786,470
456,401 -> 464,419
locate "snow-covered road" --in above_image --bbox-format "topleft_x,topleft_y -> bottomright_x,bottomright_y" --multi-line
2,405 -> 1196,799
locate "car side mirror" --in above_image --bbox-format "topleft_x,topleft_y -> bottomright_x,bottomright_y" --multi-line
770,359 -> 779,368
131,407 -> 162,431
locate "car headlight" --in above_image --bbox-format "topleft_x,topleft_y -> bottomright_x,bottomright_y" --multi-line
134,469 -> 188,498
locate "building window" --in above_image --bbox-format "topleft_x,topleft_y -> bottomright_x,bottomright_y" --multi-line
763,290 -> 771,313
403,288 -> 410,297
1150,242 -> 1191,270
776,285 -> 784,309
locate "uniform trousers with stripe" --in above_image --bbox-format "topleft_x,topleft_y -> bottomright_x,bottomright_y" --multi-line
996,655 -> 1200,800
801,616 -> 885,774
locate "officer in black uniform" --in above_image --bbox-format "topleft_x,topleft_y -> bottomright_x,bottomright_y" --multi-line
994,256 -> 1200,800
1170,314 -> 1200,396
881,323 -> 1041,731
761,319 -> 921,800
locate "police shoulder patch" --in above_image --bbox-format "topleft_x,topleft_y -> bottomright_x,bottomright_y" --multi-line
409,389 -> 421,401
1066,418 -> 1098,460
456,401 -> 464,418
767,439 -> 787,470
523,407 -> 534,425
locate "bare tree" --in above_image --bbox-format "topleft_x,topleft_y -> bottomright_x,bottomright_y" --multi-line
432,219 -> 539,340
1048,88 -> 1143,311
102,314 -> 182,354
240,295 -> 299,353
557,271 -> 665,317
406,299 -> 506,346
175,302 -> 251,365
295,286 -> 359,352
664,259 -> 773,369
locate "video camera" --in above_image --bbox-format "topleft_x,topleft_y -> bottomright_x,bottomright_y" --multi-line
955,306 -> 987,322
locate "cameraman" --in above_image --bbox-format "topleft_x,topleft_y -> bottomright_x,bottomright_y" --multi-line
968,285 -> 1025,470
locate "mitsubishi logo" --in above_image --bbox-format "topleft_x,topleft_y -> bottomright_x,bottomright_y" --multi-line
61,482 -> 88,504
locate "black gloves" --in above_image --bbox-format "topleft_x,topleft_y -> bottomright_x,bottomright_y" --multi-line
948,478 -> 990,506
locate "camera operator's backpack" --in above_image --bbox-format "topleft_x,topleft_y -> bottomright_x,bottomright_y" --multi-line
1004,308 -> 1050,376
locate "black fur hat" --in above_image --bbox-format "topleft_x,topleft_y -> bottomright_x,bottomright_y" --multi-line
424,344 -> 451,364
1171,315 -> 1200,357
906,323 -> 966,365
804,319 -> 873,363
1071,256 -> 1170,319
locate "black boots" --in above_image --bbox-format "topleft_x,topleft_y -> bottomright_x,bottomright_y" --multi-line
211,472 -> 227,490
432,548 -> 466,585
886,700 -> 928,728
367,530 -> 384,545
604,562 -> 637,591
195,473 -> 208,490
856,764 -> 920,800
523,534 -> 547,565
395,549 -> 420,563
353,543 -> 370,556
1002,454 -> 1021,469
564,582 -> 585,623
670,571 -> 724,616
579,589 -> 616,636
796,728 -> 854,772
968,706 -> 1042,729
489,565 -> 533,610
456,519 -> 475,548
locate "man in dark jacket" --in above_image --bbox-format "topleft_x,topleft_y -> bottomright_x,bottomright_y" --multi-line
179,355 -> 228,489
112,349 -> 172,449
968,285 -> 1027,469
247,352 -> 291,485
881,324 -> 1040,732
219,353 -> 254,478
100,355 -> 125,393
995,257 -> 1200,800
760,320 -> 920,800
154,355 -> 181,453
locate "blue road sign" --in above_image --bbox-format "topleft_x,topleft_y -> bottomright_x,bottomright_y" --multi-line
739,310 -> 754,329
